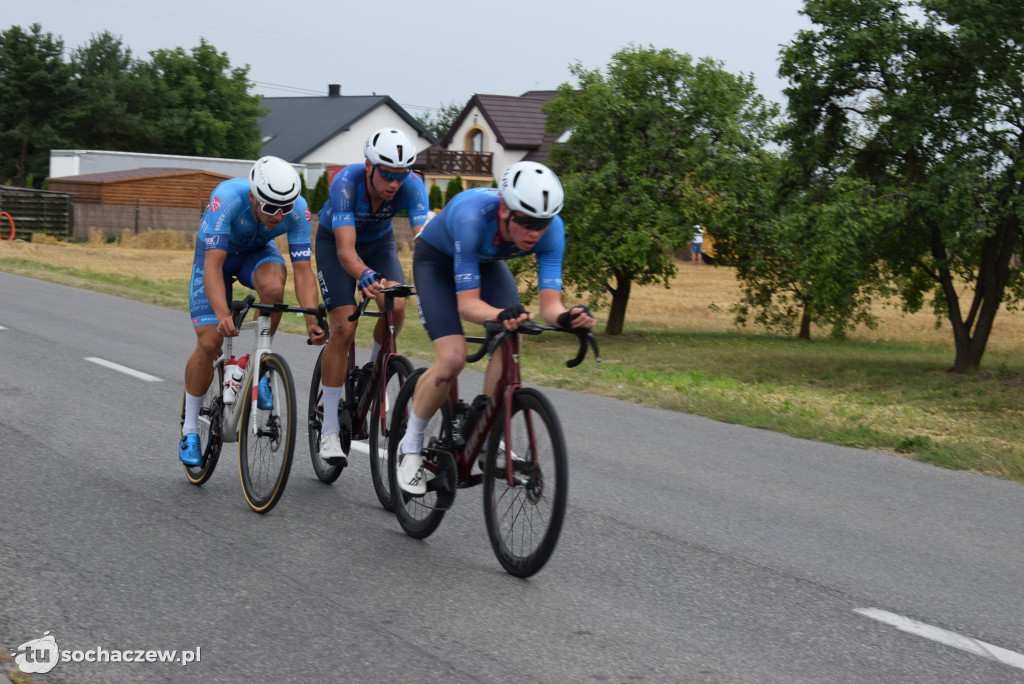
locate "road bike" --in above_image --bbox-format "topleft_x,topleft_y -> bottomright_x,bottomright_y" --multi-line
387,320 -> 600,577
179,295 -> 324,513
307,284 -> 416,510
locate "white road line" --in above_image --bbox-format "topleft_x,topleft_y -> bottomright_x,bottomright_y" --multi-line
855,608 -> 1024,671
0,325 -> 7,330
85,357 -> 163,382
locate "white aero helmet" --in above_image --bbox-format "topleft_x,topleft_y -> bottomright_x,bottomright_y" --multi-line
499,161 -> 564,219
364,128 -> 417,168
249,156 -> 300,205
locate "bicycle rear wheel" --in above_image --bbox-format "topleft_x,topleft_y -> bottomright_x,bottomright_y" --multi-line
181,363 -> 223,485
239,353 -> 296,513
482,388 -> 568,578
307,347 -> 348,484
369,354 -> 415,511
387,369 -> 455,538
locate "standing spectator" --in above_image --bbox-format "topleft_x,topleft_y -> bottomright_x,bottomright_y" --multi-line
690,223 -> 705,266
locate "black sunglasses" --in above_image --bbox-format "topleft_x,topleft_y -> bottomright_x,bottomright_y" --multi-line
259,200 -> 295,216
511,212 -> 552,231
376,166 -> 410,183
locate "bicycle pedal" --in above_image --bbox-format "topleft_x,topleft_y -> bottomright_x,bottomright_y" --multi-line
322,455 -> 348,467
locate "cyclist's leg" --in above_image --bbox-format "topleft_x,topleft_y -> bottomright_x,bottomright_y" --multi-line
181,242 -> 229,463
245,244 -> 288,335
315,228 -> 361,458
395,241 -> 462,493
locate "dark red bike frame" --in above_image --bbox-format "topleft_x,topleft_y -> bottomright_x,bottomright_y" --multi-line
341,284 -> 414,440
442,321 -> 598,489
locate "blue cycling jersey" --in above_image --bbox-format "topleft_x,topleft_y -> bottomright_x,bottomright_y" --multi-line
317,163 -> 429,243
417,187 -> 565,293
199,177 -> 312,261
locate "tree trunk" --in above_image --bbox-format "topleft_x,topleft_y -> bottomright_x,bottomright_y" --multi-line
945,215 -> 1019,373
604,271 -> 632,336
798,305 -> 812,341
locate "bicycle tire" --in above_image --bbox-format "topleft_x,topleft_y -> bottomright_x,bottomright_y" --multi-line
307,347 -> 347,484
482,387 -> 568,578
369,354 -> 415,511
238,353 -> 296,513
388,369 -> 454,538
180,363 -> 224,485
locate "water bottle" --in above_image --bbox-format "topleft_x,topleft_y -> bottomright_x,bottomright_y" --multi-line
222,354 -> 249,404
222,356 -> 237,403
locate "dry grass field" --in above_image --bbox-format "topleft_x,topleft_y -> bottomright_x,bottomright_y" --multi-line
4,229 -> 1024,481
6,229 -> 1024,355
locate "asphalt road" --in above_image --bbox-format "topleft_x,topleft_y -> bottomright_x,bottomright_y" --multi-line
2,271 -> 1023,683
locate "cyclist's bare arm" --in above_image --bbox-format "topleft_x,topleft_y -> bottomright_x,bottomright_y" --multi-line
292,261 -> 326,344
202,249 -> 236,337
456,289 -> 531,329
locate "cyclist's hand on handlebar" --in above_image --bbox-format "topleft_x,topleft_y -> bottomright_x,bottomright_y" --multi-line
358,268 -> 384,298
306,320 -> 327,346
556,305 -> 596,330
216,313 -> 239,337
496,304 -> 532,331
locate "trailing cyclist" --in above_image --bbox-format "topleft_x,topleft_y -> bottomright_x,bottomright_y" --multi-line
396,161 -> 596,494
314,128 -> 429,465
179,156 -> 326,466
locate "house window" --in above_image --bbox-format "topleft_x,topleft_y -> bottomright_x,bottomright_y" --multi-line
466,128 -> 486,153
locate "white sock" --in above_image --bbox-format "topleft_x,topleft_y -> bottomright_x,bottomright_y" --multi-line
321,384 -> 343,435
400,410 -> 430,454
369,341 -> 382,364
182,391 -> 204,434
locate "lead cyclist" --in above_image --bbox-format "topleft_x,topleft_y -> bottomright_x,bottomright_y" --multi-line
179,156 -> 325,466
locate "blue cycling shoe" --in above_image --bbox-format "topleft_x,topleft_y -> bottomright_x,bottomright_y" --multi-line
179,433 -> 203,466
258,375 -> 274,410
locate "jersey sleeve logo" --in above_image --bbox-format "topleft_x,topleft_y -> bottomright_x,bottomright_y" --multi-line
211,197 -> 221,211
305,207 -> 311,220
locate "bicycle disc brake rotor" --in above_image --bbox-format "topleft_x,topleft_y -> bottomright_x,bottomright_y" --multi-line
524,461 -> 544,503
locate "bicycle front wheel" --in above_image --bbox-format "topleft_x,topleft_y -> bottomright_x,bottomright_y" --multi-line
239,353 -> 296,513
369,354 -> 415,511
307,347 -> 347,484
482,387 -> 568,578
388,369 -> 454,538
181,363 -> 223,486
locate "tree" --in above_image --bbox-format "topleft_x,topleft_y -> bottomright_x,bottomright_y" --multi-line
145,38 -> 263,158
69,31 -> 156,151
444,175 -> 464,205
0,24 -> 76,185
415,100 -> 463,139
310,171 -> 329,213
725,174 -> 897,340
428,183 -> 443,210
545,45 -> 778,335
779,0 -> 1024,371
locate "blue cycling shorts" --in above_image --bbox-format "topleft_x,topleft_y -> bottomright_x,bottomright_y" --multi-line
189,239 -> 285,328
315,229 -> 405,311
412,239 -> 519,340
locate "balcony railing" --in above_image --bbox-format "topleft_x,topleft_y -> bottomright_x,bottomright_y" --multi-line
416,149 -> 492,177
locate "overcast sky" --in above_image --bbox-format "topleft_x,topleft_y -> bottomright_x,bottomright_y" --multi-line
6,0 -> 812,117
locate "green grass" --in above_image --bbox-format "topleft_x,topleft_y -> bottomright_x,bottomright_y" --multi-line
4,254 -> 1024,483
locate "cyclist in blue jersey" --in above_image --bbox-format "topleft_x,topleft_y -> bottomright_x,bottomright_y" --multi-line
396,161 -> 596,494
179,156 -> 325,466
314,128 -> 429,465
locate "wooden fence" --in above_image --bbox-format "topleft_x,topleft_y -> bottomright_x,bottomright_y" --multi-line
0,186 -> 73,239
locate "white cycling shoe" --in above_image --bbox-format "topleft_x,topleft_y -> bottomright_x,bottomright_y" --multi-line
397,451 -> 426,495
320,432 -> 347,466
